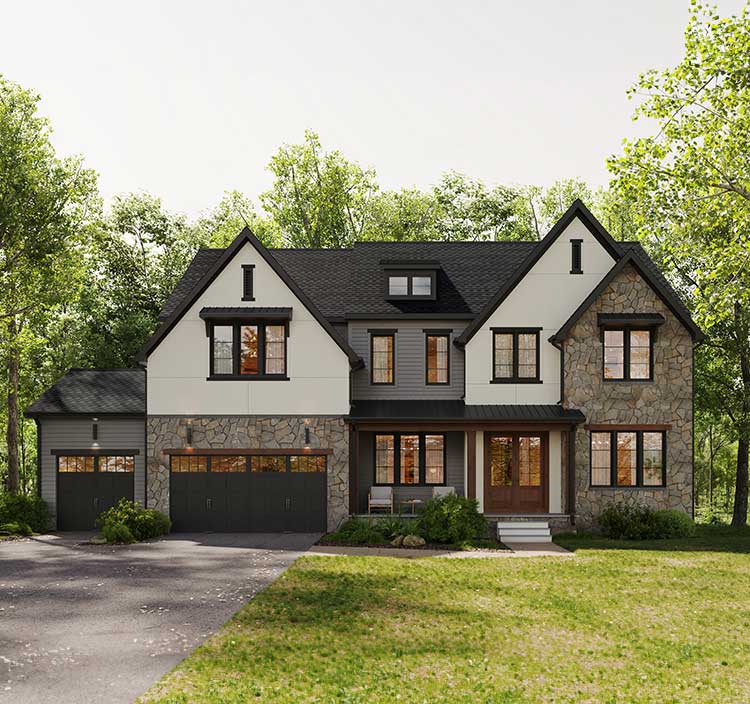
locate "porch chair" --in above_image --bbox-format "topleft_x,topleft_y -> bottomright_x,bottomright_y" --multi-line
432,486 -> 455,499
368,486 -> 393,514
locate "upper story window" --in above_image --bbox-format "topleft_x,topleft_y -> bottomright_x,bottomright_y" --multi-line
570,239 -> 583,274
491,328 -> 540,383
385,271 -> 436,300
370,331 -> 395,385
590,429 -> 665,487
209,322 -> 288,379
425,332 -> 450,385
242,265 -> 255,301
603,329 -> 652,381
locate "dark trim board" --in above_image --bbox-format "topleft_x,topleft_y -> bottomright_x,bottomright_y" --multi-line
50,448 -> 141,456
164,447 -> 333,456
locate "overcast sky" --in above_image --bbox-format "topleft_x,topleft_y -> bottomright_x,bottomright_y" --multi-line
1,1 -> 745,217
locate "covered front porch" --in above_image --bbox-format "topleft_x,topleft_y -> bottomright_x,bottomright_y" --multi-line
346,400 -> 584,524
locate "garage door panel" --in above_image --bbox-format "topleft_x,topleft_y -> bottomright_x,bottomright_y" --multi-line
57,472 -> 134,531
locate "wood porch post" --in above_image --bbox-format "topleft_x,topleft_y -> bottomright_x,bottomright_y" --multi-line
349,425 -> 359,514
467,430 -> 476,501
567,427 -> 576,525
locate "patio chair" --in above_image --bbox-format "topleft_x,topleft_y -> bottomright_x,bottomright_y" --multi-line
368,486 -> 393,514
432,486 -> 455,499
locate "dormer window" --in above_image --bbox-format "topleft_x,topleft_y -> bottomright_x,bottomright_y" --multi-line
384,271 -> 437,300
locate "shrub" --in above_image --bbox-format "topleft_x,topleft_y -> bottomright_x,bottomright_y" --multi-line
598,501 -> 695,540
376,516 -> 411,540
102,521 -> 135,544
416,494 -> 487,544
0,521 -> 32,536
323,517 -> 387,545
0,494 -> 49,533
97,499 -> 171,543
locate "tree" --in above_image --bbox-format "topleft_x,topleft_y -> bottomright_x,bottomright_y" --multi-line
76,193 -> 196,367
0,76 -> 97,493
261,130 -> 379,248
609,1 -> 750,525
192,190 -> 280,248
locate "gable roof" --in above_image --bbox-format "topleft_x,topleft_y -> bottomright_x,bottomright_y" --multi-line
139,227 -> 363,368
25,369 -> 145,417
550,251 -> 704,342
454,200 -> 624,346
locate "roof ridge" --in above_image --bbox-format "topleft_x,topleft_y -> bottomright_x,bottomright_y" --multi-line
68,367 -> 143,372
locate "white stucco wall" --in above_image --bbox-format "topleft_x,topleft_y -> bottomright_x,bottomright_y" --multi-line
147,241 -> 351,415
464,216 -> 616,404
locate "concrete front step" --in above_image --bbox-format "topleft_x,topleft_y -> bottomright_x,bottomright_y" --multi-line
497,520 -> 552,544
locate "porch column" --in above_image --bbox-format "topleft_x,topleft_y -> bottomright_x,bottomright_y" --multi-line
349,425 -> 359,515
466,430 -> 476,501
567,427 -> 576,525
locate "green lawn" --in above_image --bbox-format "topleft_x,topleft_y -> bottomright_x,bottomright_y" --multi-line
141,526 -> 750,704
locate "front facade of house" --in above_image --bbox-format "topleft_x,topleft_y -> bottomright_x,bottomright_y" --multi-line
26,201 -> 701,532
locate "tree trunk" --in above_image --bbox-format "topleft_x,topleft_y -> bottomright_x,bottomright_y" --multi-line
732,437 -> 749,527
5,318 -> 20,494
732,302 -> 750,527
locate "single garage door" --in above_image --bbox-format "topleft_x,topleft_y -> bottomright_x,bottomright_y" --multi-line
57,454 -> 135,530
170,453 -> 327,532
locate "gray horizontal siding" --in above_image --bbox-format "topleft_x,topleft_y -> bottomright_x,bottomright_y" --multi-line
356,431 -> 464,513
349,321 -> 466,400
39,416 -> 146,528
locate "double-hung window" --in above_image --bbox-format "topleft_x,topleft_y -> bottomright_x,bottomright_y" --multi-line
210,322 -> 287,379
425,332 -> 449,384
374,433 -> 445,485
603,329 -> 652,380
371,332 -> 395,384
590,429 -> 666,487
492,328 -> 540,382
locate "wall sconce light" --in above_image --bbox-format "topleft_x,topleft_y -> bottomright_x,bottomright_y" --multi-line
186,420 -> 193,447
304,420 -> 311,448
92,418 -> 99,448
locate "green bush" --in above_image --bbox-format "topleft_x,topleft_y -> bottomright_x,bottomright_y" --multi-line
0,494 -> 49,533
416,494 -> 487,544
102,521 -> 135,544
599,502 -> 695,540
97,499 -> 171,543
376,516 -> 411,540
0,521 -> 32,536
323,517 -> 387,545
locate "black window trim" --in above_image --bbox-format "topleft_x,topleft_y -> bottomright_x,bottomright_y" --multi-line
385,270 -> 437,301
589,429 -> 667,488
241,264 -> 255,301
490,327 -> 542,384
208,320 -> 289,380
424,331 -> 450,385
169,454 -> 327,473
370,330 -> 396,385
570,239 -> 583,274
373,432 -> 447,487
602,326 -> 654,382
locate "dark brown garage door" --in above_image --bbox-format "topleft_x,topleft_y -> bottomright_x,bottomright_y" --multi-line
57,455 -> 135,530
169,454 -> 327,532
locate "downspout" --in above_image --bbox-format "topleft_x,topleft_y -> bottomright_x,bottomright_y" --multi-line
34,418 -> 42,497
551,336 -> 575,524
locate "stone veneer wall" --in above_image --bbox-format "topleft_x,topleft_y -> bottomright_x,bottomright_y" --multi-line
147,416 -> 349,531
563,263 -> 693,526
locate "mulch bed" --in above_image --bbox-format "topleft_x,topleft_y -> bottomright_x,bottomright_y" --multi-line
316,536 -> 509,552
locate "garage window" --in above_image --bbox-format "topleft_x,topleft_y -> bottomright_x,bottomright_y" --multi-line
171,456 -> 209,473
251,456 -> 287,473
290,455 -> 327,473
58,456 -> 95,473
99,456 -> 134,473
211,456 -> 246,472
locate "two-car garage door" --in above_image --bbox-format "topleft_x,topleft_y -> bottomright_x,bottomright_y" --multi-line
169,453 -> 327,532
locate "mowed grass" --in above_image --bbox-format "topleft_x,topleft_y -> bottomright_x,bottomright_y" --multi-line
141,527 -> 750,704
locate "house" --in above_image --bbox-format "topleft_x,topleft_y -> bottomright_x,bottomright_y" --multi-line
25,200 -> 702,536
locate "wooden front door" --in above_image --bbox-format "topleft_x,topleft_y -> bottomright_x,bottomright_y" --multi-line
484,432 -> 547,513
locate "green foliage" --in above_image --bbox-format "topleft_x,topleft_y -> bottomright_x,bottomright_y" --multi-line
375,516 -> 411,540
96,498 -> 171,542
0,521 -> 32,536
599,502 -> 695,540
102,521 -> 135,544
0,493 -> 49,532
192,190 -> 280,248
416,494 -> 486,544
608,1 -> 750,525
321,517 -> 388,545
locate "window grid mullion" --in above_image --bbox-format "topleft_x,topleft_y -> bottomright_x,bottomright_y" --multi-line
610,431 -> 617,487
512,333 -> 519,379
636,431 -> 643,486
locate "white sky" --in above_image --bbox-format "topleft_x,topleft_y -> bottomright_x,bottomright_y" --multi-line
1,0 -> 745,218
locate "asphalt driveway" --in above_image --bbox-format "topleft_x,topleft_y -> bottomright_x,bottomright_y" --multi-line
0,532 -> 319,703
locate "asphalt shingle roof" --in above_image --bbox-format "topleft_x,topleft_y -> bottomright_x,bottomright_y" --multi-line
25,369 -> 145,416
